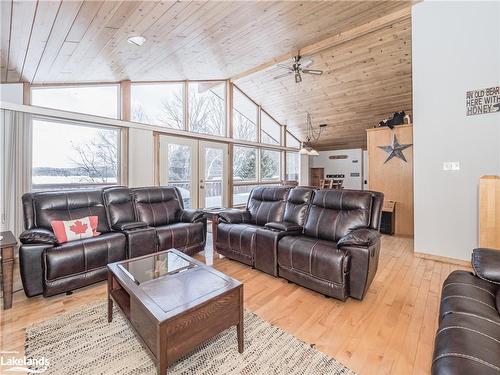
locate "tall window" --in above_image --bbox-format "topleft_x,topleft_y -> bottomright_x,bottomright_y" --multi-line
261,111 -> 281,145
261,149 -> 281,180
188,81 -> 226,136
32,119 -> 120,190
131,83 -> 183,128
31,85 -> 119,118
286,131 -> 301,148
286,152 -> 300,181
233,88 -> 257,141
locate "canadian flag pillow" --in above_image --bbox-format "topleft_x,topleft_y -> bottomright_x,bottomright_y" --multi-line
51,216 -> 100,244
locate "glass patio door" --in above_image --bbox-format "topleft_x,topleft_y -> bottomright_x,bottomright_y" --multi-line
199,141 -> 228,209
159,136 -> 198,208
158,136 -> 228,209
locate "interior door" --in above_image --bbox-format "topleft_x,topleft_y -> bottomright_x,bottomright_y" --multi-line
159,135 -> 198,208
199,141 -> 228,208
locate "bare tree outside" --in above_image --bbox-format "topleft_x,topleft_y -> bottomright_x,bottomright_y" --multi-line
70,130 -> 118,184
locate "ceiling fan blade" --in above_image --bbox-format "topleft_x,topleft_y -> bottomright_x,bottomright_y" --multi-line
300,59 -> 314,68
302,69 -> 323,75
273,71 -> 293,80
276,64 -> 294,71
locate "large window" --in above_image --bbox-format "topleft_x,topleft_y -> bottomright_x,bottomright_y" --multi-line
233,146 -> 257,182
261,149 -> 281,180
32,119 -> 120,190
188,81 -> 226,136
286,152 -> 300,181
31,85 -> 119,118
286,131 -> 301,148
233,88 -> 257,141
131,83 -> 183,128
261,111 -> 281,145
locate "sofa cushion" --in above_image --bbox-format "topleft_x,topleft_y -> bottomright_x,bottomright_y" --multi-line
432,313 -> 500,375
103,186 -> 136,228
44,232 -> 126,281
216,223 -> 260,257
156,222 -> 204,251
303,190 -> 373,242
472,248 -> 500,284
247,186 -> 290,226
277,235 -> 349,285
283,187 -> 314,226
439,270 -> 500,323
133,187 -> 183,226
32,189 -> 110,233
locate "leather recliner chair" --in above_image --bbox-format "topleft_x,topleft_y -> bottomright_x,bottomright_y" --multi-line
19,189 -> 127,297
432,248 -> 500,375
277,189 -> 384,300
215,186 -> 291,266
131,186 -> 207,256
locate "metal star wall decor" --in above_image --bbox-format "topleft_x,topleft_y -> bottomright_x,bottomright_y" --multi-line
378,134 -> 413,163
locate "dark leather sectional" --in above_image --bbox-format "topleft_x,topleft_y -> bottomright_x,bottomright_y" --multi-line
432,248 -> 500,375
19,186 -> 206,297
215,186 -> 384,301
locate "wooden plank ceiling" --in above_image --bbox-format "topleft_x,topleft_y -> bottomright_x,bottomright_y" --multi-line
0,0 -> 413,149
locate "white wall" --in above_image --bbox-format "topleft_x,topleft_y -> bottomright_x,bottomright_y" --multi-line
413,1 -> 500,260
0,83 -> 23,104
128,128 -> 155,187
310,148 -> 363,189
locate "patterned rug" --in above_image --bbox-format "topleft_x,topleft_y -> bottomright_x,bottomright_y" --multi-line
25,301 -> 355,374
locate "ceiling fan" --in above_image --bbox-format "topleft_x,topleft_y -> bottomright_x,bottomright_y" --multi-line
273,54 -> 323,83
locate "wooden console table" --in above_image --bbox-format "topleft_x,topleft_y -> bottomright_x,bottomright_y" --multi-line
1,231 -> 17,310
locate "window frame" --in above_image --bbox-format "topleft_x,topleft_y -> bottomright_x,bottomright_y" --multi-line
187,80 -> 227,137
30,83 -> 121,120
31,116 -> 123,191
260,109 -> 282,146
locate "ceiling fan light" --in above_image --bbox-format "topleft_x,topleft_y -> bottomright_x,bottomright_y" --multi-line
295,72 -> 302,83
127,35 -> 146,46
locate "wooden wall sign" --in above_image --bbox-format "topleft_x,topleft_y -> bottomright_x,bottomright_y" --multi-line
466,86 -> 500,116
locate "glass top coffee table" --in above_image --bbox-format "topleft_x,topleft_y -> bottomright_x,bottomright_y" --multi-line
107,249 -> 243,375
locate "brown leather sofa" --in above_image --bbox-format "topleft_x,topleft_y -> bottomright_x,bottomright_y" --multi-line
432,248 -> 500,375
215,186 -> 384,301
19,186 -> 206,297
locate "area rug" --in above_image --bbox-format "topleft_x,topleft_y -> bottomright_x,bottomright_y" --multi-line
25,301 -> 355,374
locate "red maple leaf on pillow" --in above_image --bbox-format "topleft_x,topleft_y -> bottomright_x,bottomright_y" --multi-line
70,220 -> 88,235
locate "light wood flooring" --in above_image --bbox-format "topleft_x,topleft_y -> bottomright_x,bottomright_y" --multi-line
0,235 -> 469,374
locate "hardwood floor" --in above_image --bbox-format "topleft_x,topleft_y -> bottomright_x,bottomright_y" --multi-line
0,235 -> 469,374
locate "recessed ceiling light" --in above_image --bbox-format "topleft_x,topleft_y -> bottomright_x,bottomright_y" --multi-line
127,36 -> 146,46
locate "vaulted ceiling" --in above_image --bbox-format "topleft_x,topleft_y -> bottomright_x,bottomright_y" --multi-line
0,0 -> 413,149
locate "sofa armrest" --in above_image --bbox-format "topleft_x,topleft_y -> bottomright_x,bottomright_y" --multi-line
218,209 -> 252,224
178,209 -> 205,223
19,228 -> 57,245
265,221 -> 302,232
112,221 -> 148,231
337,228 -> 381,248
472,248 -> 500,284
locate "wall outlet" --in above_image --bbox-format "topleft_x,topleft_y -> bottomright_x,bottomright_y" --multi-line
443,161 -> 460,171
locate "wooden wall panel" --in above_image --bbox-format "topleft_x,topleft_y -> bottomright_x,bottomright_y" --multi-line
367,125 -> 413,236
479,176 -> 500,250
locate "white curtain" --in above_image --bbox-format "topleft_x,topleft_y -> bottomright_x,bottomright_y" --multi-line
1,109 -> 32,237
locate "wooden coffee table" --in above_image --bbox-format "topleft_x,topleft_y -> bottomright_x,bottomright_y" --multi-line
107,249 -> 243,375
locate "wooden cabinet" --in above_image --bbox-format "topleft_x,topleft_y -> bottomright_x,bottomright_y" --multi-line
366,125 -> 413,236
479,176 -> 500,249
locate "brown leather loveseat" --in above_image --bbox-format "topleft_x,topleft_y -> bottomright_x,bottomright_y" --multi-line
215,186 -> 384,301
19,186 -> 206,297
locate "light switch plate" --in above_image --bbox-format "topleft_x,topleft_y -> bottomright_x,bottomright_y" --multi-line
443,161 -> 460,171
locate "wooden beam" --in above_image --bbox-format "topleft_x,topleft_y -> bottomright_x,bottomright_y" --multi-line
231,7 -> 411,81
120,80 -> 131,121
